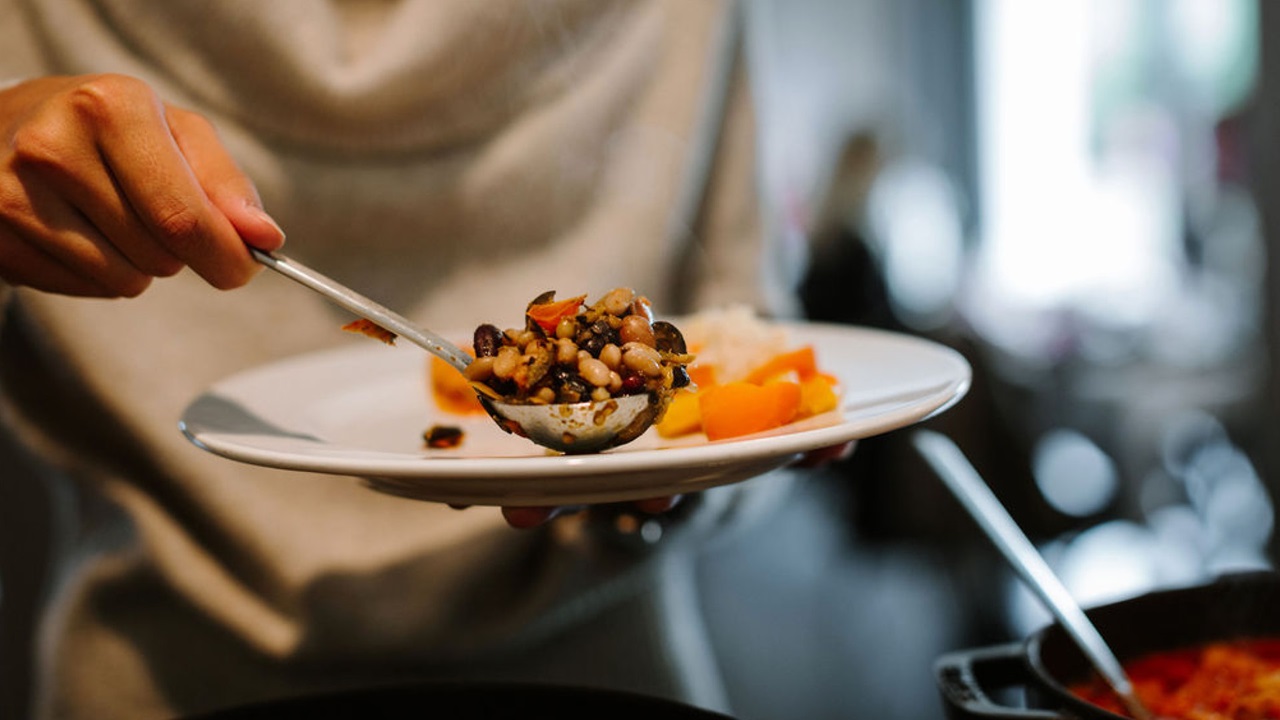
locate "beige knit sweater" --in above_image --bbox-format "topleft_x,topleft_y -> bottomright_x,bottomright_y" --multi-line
0,1 -> 791,718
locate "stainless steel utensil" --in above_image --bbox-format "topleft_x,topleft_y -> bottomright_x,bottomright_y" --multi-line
912,429 -> 1154,720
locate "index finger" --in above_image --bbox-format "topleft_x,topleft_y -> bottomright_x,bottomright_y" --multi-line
165,106 -> 285,253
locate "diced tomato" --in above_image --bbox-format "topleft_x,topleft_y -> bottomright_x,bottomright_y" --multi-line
526,294 -> 587,334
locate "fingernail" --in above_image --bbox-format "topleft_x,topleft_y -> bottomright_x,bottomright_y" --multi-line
246,204 -> 286,245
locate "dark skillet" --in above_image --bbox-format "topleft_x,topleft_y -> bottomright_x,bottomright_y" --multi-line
936,570 -> 1280,719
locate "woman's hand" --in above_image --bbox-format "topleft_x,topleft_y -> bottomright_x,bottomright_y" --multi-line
0,74 -> 284,297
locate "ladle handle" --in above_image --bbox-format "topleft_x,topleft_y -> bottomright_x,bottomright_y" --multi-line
249,247 -> 473,373
912,430 -> 1152,720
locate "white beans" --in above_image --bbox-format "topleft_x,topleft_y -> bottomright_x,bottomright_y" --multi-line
599,343 -> 622,371
493,345 -> 522,379
578,356 -> 613,387
555,317 -> 577,339
555,337 -> 577,364
464,355 -> 495,381
622,342 -> 663,377
600,287 -> 634,316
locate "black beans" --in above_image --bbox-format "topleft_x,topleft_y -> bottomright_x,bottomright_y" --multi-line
551,366 -> 592,403
579,319 -> 618,356
672,365 -> 691,389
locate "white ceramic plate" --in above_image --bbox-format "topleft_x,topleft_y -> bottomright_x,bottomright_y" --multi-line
179,323 -> 970,506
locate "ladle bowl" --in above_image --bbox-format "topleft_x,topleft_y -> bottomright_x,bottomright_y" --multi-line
477,392 -> 660,454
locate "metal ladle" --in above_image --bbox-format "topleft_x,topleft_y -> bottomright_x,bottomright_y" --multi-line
912,430 -> 1155,720
249,248 -> 660,453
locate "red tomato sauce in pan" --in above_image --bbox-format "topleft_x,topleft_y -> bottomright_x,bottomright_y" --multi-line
1071,638 -> 1280,719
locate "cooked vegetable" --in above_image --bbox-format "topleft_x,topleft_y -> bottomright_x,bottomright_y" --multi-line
464,288 -> 692,410
742,345 -> 819,384
656,344 -> 841,441
798,375 -> 840,419
525,294 -> 588,334
698,381 -> 802,441
654,390 -> 702,438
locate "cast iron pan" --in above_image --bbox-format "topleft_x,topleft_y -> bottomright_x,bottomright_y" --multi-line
935,570 -> 1280,719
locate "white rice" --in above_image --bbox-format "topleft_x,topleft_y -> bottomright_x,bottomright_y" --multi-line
678,305 -> 790,383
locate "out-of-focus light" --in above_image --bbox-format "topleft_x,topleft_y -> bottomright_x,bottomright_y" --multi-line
1145,505 -> 1210,585
864,161 -> 964,329
1032,429 -> 1118,518
1057,521 -> 1162,606
973,0 -> 1093,311
1159,410 -> 1227,476
967,0 -> 1263,358
1004,521 -> 1163,635
1186,444 -> 1274,555
1208,547 -> 1271,575
1154,409 -> 1274,572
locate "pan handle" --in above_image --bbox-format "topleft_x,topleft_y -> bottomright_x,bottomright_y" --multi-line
935,643 -> 1067,719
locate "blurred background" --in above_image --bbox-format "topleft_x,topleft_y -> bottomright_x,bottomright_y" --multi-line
723,0 -> 1279,716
